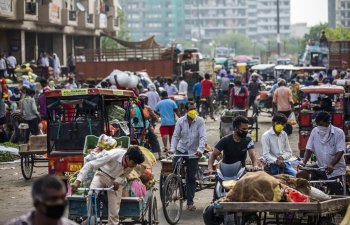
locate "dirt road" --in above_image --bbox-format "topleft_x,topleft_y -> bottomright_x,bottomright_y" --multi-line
0,114 -> 299,224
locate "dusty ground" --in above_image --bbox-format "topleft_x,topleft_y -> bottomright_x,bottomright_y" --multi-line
0,113 -> 300,225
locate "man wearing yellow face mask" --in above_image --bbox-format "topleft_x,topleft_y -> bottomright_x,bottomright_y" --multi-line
261,113 -> 297,176
170,101 -> 206,211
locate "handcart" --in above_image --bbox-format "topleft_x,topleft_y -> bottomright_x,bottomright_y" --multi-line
169,94 -> 188,116
219,108 -> 258,141
18,134 -> 48,180
68,187 -> 158,225
213,196 -> 350,225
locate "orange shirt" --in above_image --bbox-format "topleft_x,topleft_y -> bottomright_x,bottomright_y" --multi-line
273,86 -> 293,112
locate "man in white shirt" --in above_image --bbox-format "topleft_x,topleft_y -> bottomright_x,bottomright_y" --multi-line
300,111 -> 346,195
332,68 -> 338,78
262,113 -> 297,176
178,76 -> 188,96
0,53 -> 6,78
164,79 -> 178,96
40,52 -> 50,79
71,146 -> 145,225
6,52 -> 17,80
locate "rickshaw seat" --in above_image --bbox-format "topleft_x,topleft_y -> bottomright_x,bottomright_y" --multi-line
83,135 -> 131,155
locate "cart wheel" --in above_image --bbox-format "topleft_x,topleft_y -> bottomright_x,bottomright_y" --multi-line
21,154 -> 34,180
162,173 -> 183,225
147,192 -> 158,225
159,174 -> 167,203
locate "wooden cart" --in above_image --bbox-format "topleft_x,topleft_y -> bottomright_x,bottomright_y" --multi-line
213,196 -> 350,225
18,135 -> 48,180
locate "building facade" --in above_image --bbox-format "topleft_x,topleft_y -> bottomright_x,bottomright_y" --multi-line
120,0 -> 185,44
0,0 -> 119,66
290,23 -> 310,38
329,0 -> 350,28
122,0 -> 290,44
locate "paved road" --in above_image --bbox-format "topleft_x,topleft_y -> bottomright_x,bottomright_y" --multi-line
0,114 -> 300,225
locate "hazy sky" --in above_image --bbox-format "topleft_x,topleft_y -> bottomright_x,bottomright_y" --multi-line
291,0 -> 328,26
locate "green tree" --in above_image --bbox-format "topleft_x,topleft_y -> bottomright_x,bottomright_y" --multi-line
102,8 -> 131,49
325,25 -> 350,41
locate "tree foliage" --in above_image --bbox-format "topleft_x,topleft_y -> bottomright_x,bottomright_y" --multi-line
102,8 -> 131,49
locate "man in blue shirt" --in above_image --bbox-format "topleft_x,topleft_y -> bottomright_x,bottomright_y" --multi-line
192,76 -> 203,111
155,91 -> 179,153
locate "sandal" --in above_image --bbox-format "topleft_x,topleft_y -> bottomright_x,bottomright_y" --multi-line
187,205 -> 196,211
163,147 -> 168,153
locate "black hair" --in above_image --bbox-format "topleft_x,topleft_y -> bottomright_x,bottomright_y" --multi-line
315,111 -> 331,123
198,76 -> 203,82
32,175 -> 66,201
313,80 -> 319,85
234,79 -> 241,85
205,73 -> 210,79
184,101 -> 196,110
139,95 -> 149,105
232,115 -> 249,129
160,91 -> 168,98
40,79 -> 48,86
272,113 -> 288,124
126,146 -> 145,164
167,79 -> 172,83
179,76 -> 184,81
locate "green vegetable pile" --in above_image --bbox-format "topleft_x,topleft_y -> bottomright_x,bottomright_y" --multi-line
0,151 -> 19,162
0,142 -> 19,149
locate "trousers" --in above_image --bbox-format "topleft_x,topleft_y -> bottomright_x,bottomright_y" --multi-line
90,171 -> 123,225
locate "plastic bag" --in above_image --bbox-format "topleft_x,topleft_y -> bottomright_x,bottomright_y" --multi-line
288,112 -> 297,125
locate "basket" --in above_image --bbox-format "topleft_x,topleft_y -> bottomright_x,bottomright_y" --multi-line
161,159 -> 173,176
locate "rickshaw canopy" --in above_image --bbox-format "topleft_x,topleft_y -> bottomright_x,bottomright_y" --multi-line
274,65 -> 299,71
300,85 -> 345,94
251,64 -> 275,70
45,88 -> 136,98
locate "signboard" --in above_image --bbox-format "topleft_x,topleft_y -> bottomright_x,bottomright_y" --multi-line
113,90 -> 123,95
50,3 -> 60,19
61,89 -> 88,96
0,0 -> 12,12
99,13 -> 107,28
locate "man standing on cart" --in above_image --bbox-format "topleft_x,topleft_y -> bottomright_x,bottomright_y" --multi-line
299,111 -> 346,195
71,146 -> 145,225
170,101 -> 206,211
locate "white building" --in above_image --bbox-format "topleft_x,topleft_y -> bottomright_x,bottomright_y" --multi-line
291,23 -> 310,38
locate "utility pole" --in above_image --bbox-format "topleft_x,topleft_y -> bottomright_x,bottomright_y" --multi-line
277,0 -> 280,56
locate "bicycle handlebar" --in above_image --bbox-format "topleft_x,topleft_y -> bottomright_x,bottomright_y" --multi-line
298,166 -> 326,171
168,153 -> 198,158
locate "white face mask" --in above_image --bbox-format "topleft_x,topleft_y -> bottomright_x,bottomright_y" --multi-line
317,125 -> 331,143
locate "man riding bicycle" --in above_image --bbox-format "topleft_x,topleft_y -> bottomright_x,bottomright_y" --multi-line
170,101 -> 206,211
299,111 -> 346,195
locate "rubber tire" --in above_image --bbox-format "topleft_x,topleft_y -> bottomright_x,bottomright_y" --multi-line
148,193 -> 158,225
21,154 -> 34,180
162,173 -> 183,225
159,174 -> 166,203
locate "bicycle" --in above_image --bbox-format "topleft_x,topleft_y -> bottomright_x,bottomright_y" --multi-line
161,153 -> 201,225
298,165 -> 347,195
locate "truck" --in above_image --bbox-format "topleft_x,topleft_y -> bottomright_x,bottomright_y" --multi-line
300,40 -> 350,70
329,41 -> 350,70
75,46 -> 179,80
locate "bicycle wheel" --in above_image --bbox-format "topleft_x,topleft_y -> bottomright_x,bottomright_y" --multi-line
21,154 -> 34,180
159,174 -> 167,202
148,192 -> 159,225
162,173 -> 183,225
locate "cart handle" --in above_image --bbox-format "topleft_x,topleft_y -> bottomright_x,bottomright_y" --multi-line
77,187 -> 114,192
167,153 -> 198,158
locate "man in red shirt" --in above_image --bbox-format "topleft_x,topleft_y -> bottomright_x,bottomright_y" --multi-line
229,79 -> 248,110
200,73 -> 216,120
